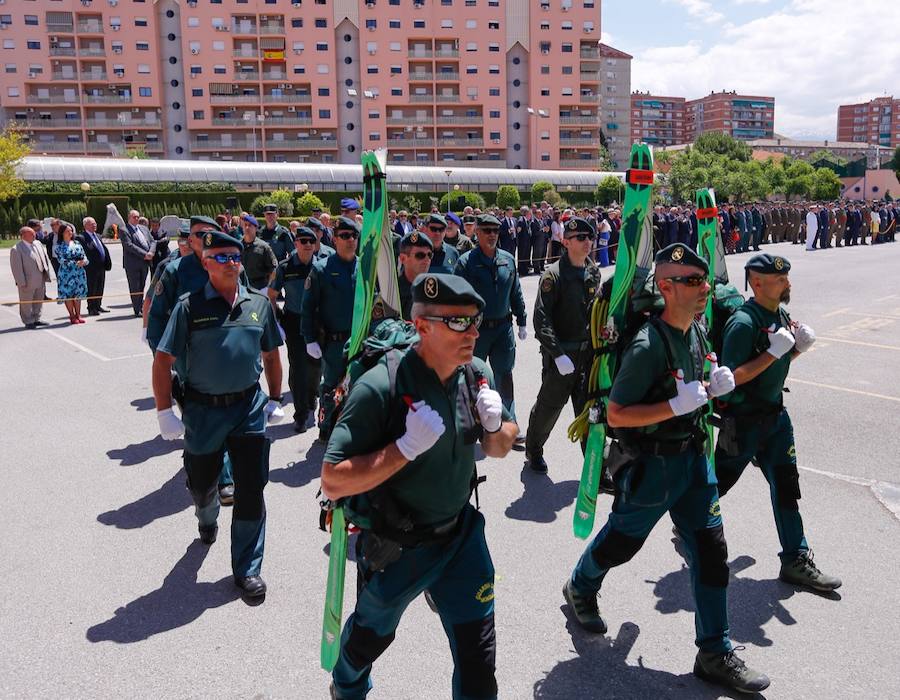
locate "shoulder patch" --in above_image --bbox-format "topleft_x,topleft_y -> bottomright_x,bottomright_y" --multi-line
304,276 -> 311,290
541,276 -> 554,293
155,280 -> 163,296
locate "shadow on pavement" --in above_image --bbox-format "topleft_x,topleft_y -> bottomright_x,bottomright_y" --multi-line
107,435 -> 183,466
130,396 -> 155,411
504,466 -> 579,523
269,441 -> 326,489
85,541 -> 240,644
97,468 -> 191,529
534,618 -> 741,699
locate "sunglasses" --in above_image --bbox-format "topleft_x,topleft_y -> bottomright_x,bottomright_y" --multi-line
420,312 -> 483,332
210,253 -> 242,264
411,250 -> 434,260
428,226 -> 446,233
664,274 -> 707,287
480,227 -> 500,234
336,232 -> 359,240
295,238 -> 316,245
567,233 -> 595,242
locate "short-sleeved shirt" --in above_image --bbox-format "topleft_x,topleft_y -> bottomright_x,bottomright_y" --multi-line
269,250 -> 314,315
158,282 -> 282,394
242,237 -> 278,290
611,318 -> 705,440
720,299 -> 792,414
325,349 -> 511,525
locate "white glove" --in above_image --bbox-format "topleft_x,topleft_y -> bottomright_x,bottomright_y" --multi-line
668,369 -> 708,417
140,327 -> 147,343
794,323 -> 816,353
264,399 -> 285,425
306,341 -> 322,359
475,386 -> 503,433
554,354 -> 576,376
157,407 -> 184,441
277,323 -> 286,343
395,401 -> 445,461
517,326 -> 527,340
706,355 -> 736,398
766,324 -> 796,359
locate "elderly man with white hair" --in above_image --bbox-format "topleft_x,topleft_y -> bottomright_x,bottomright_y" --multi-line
121,208 -> 155,316
9,225 -> 54,328
78,216 -> 112,315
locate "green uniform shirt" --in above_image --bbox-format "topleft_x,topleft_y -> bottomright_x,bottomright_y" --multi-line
428,242 -> 460,275
445,233 -> 474,254
242,237 -> 278,290
157,282 -> 282,394
720,299 -> 792,414
611,319 -> 705,440
259,224 -> 293,262
324,349 -> 511,525
300,253 -> 357,342
145,249 -> 181,302
533,253 -> 601,357
398,272 -> 414,320
147,252 -> 209,352
269,250 -> 314,315
454,247 -> 526,325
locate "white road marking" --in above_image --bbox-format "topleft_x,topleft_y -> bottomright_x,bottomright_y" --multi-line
107,352 -> 152,361
788,377 -> 900,403
817,336 -> 900,352
874,294 -> 898,302
843,311 -> 900,320
799,466 -> 900,524
822,306 -> 851,318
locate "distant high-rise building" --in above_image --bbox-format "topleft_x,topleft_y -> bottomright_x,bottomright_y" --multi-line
837,96 -> 899,151
0,0 -> 624,171
685,91 -> 775,141
630,92 -> 687,147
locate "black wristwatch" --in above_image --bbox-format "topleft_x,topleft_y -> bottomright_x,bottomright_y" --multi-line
270,395 -> 283,404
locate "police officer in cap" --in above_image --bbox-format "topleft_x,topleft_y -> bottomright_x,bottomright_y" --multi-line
240,213 -> 278,291
397,230 -> 434,319
307,216 -> 336,259
454,214 -> 528,433
564,243 -> 770,694
260,204 -> 294,262
524,217 -> 602,472
714,253 -> 841,592
422,213 -> 460,274
268,226 -> 322,433
152,230 -> 284,598
142,220 -> 191,341
301,215 -> 359,441
321,273 -> 518,700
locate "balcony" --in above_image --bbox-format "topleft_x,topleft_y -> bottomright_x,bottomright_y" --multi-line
83,94 -> 133,104
408,73 -> 434,82
409,94 -> 435,103
28,141 -> 89,153
560,115 -> 599,125
232,23 -> 258,35
49,47 -> 77,57
259,24 -> 285,35
580,48 -> 600,59
85,117 -> 160,128
234,71 -> 261,80
264,116 -> 313,126
191,138 -> 259,150
579,71 -> 601,82
265,139 -> 339,149
18,118 -> 82,128
26,94 -> 80,105
434,49 -> 459,58
80,71 -> 109,82
560,137 -> 601,147
386,116 -> 432,125
435,94 -> 461,103
437,138 -> 484,147
76,21 -> 104,34
78,47 -> 106,57
434,73 -> 460,81
47,23 -> 75,34
263,94 -> 312,103
48,72 -> 76,82
578,94 -> 602,103
210,94 -> 259,104
436,116 -> 483,125
387,137 -> 436,147
559,159 -> 598,169
408,49 -> 434,58
232,49 -> 261,58
390,159 -> 505,169
262,71 -> 288,81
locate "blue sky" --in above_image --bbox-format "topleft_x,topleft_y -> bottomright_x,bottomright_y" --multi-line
601,0 -> 900,140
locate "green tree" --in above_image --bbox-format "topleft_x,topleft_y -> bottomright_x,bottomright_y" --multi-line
543,188 -> 564,207
596,143 -> 614,171
495,185 -> 521,210
808,149 -> 848,170
295,191 -> 325,217
693,132 -> 752,162
811,167 -> 842,200
531,180 -> 554,203
594,175 -> 623,206
891,146 -> 900,181
259,188 -> 294,216
124,146 -> 150,159
439,190 -> 485,212
0,127 -> 29,202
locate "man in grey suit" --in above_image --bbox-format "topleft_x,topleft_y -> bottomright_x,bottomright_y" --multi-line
121,208 -> 155,316
9,225 -> 54,328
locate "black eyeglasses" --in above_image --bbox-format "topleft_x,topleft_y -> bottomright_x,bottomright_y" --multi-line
210,253 -> 242,264
295,239 -> 316,245
428,226 -> 446,233
479,227 -> 500,235
567,233 -> 594,242
411,250 -> 434,260
336,232 -> 359,240
420,312 -> 483,332
665,275 -> 707,287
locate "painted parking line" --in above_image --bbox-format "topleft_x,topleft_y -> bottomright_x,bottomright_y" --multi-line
788,377 -> 900,403
817,336 -> 900,352
822,306 -> 851,318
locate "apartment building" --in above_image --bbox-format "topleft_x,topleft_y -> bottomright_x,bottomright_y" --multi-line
837,96 -> 900,151
630,92 -> 687,147
685,91 -> 775,141
1,0 -> 619,171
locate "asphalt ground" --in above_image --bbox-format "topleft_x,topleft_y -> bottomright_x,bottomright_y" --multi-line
1,239 -> 899,699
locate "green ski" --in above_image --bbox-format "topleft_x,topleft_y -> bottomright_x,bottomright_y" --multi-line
320,149 -> 394,672
695,188 -> 719,468
570,143 -> 655,540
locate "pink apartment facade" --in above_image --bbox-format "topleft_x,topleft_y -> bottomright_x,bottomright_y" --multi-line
837,96 -> 900,151
1,0 -> 619,171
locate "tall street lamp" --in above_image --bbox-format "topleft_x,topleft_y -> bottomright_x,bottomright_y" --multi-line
445,169 -> 453,212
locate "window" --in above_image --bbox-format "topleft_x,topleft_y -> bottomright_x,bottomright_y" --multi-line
540,42 -> 550,54
291,18 -> 303,28
466,42 -> 477,51
191,88 -> 203,97
465,19 -> 476,29
135,17 -> 148,27
369,132 -> 380,141
561,43 -> 573,53
389,41 -> 401,51
366,19 -> 376,29
137,64 -> 150,74
367,41 -> 377,53
540,21 -> 550,30
540,88 -> 550,96
0,16 -> 11,28
389,19 -> 400,29
292,41 -> 304,52
441,19 -> 453,28
489,131 -> 500,140
193,110 -> 204,119
562,66 -> 573,75
466,65 -> 477,74
368,110 -> 380,118
27,41 -> 42,50
488,65 -> 500,74
316,42 -> 328,51
24,15 -> 39,26
136,42 -> 149,51
488,87 -> 500,96
212,41 -> 225,51
318,109 -> 330,118
213,66 -> 226,74
391,87 -> 402,96
488,43 -> 499,52
488,21 -> 499,30
489,110 -> 500,118
190,65 -> 202,74
390,65 -> 401,74
293,65 -> 306,74
317,64 -> 329,73
187,17 -> 200,28
540,65 -> 550,75
4,64 -> 15,74
583,21 -> 594,32
139,87 -> 152,97
413,20 -> 425,29
315,18 -> 327,28
318,87 -> 329,95
7,87 -> 19,97
189,41 -> 201,54
561,21 -> 572,31
367,65 -> 378,74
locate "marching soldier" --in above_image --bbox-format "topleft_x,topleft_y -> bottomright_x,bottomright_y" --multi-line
301,216 -> 359,442
714,253 -> 841,592
397,230 -> 434,319
268,226 -> 321,433
306,217 -> 336,260
152,230 -> 284,599
321,273 -> 517,700
239,214 -> 278,291
141,221 -> 191,340
259,204 -> 294,262
454,215 -> 527,433
423,213 -> 460,274
564,243 -> 770,695
524,218 -> 602,473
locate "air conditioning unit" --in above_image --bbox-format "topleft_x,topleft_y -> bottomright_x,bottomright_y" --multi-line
368,49 -> 376,55
287,106 -> 296,112
191,48 -> 199,55
0,24 -> 7,31
279,83 -> 287,89
366,1 -> 375,7
112,48 -> 122,54
111,25 -> 120,31
367,26 -> 375,32
28,72 -> 37,78
109,0 -> 118,5
50,36 -> 57,42
293,49 -> 302,54
88,130 -> 95,135
492,139 -> 501,144
187,0 -> 197,6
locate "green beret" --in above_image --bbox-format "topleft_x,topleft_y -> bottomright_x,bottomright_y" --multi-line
306,216 -> 325,232
476,214 -> 501,228
425,213 -> 447,228
412,273 -> 485,310
462,215 -> 477,224
400,230 -> 433,251
202,229 -> 243,251
293,226 -> 317,242
190,215 -> 222,232
654,243 -> 709,274
745,253 -> 791,275
178,221 -> 191,239
263,203 -> 278,213
563,217 -> 595,237
334,215 -> 361,234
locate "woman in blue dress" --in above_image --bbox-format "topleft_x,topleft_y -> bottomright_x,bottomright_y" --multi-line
54,223 -> 88,324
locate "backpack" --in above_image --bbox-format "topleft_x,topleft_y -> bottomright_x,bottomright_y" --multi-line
707,282 -> 745,358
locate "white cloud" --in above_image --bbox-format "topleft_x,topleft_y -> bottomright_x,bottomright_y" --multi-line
632,0 -> 900,140
667,0 -> 725,24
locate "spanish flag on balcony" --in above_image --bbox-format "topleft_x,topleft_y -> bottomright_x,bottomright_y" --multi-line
262,49 -> 285,62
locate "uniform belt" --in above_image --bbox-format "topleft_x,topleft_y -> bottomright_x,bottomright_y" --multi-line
183,382 -> 259,408
325,330 -> 350,343
631,435 -> 702,456
394,511 -> 463,547
481,314 -> 512,329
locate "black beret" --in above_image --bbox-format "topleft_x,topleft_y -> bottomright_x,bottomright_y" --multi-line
654,243 -> 709,274
400,230 -> 434,250
424,213 -> 447,227
334,215 -> 361,233
462,215 -> 477,224
412,273 -> 484,310
306,216 -> 325,232
263,203 -> 278,213
190,215 -> 222,232
293,226 -> 317,242
476,214 -> 501,227
563,217 -> 595,237
745,253 -> 791,275
201,229 -> 243,251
